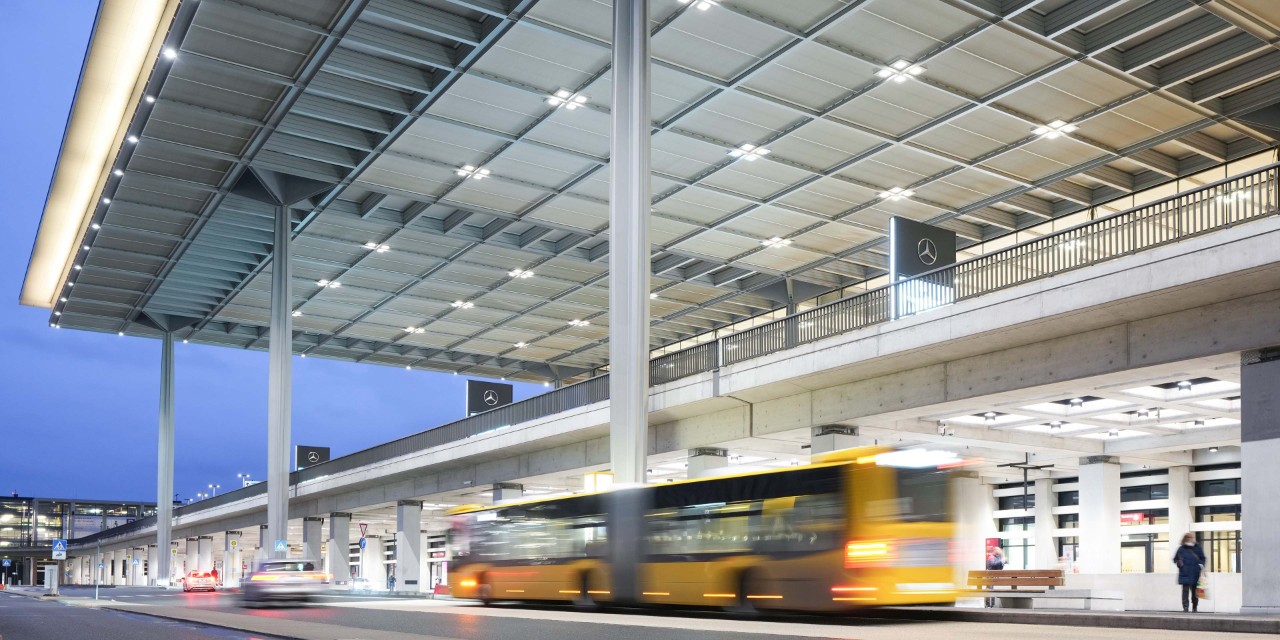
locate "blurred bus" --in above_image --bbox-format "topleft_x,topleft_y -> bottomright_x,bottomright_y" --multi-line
448,447 -> 959,612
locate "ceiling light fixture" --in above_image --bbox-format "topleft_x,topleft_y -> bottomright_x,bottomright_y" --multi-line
1032,120 -> 1078,139
363,242 -> 390,253
508,269 -> 534,279
405,326 -> 425,334
162,47 -> 178,60
1194,420 -> 1206,428
144,95 -> 155,104
513,342 -> 528,348
878,186 -> 915,201
91,223 -> 101,230
678,0 -> 720,10
451,300 -> 474,309
291,310 -> 302,317
547,89 -> 588,110
101,198 -> 111,204
113,169 -> 124,177
1049,421 -> 1063,431
1108,429 -> 1120,438
760,236 -> 792,248
568,319 -> 590,327
728,143 -> 771,161
1209,446 -> 1219,453
1069,397 -> 1084,407
455,165 -> 490,180
876,59 -> 925,83
127,135 -> 139,144
316,279 -> 341,288
650,292 -> 658,299
1177,380 -> 1192,392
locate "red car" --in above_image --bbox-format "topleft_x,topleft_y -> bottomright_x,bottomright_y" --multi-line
183,570 -> 217,592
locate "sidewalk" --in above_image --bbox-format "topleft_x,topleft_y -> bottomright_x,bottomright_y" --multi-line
871,606 -> 1280,634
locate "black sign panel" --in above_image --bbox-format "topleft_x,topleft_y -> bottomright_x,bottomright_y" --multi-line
295,445 -> 330,470
889,216 -> 957,281
466,380 -> 513,415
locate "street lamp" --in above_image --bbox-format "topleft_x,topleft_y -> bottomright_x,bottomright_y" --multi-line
237,473 -> 252,488
208,483 -> 220,497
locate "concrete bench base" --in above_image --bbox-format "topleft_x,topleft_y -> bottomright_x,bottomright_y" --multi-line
992,589 -> 1125,611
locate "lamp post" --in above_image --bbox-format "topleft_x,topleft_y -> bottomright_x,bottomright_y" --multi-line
208,484 -> 220,497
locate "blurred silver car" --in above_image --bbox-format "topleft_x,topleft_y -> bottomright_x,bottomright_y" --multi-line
240,559 -> 328,605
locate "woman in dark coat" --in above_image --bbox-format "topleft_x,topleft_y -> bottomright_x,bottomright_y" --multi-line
1173,532 -> 1206,612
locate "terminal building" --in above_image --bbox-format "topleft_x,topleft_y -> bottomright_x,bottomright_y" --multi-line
17,0 -> 1280,615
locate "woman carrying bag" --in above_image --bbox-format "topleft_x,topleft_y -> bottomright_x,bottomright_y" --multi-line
1173,532 -> 1206,612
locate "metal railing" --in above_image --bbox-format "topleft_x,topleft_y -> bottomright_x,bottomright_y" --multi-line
73,163 -> 1279,546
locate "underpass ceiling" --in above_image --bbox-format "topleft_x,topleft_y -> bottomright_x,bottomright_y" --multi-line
50,0 -> 1280,382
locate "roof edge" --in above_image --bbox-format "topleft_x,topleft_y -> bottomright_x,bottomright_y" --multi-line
20,0 -> 180,308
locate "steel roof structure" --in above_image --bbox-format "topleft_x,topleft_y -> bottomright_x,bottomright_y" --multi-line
24,0 -> 1280,383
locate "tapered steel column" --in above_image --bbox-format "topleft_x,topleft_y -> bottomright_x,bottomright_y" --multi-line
608,0 -> 651,486
155,330 -> 174,586
267,204 -> 293,557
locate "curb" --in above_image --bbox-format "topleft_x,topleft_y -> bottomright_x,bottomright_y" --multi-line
101,605 -> 306,640
870,607 -> 1280,635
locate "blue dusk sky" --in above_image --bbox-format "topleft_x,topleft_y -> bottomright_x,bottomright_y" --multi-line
0,2 -> 541,503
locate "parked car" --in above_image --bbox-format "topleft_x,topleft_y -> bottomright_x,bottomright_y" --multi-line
240,560 -> 328,606
182,570 -> 217,592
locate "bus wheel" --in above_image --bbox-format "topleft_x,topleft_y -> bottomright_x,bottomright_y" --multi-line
573,572 -> 599,610
730,571 -> 761,617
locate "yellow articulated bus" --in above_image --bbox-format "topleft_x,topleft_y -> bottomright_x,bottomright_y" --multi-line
448,447 -> 960,613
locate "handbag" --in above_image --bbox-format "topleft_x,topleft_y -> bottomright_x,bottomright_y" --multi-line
1195,574 -> 1208,601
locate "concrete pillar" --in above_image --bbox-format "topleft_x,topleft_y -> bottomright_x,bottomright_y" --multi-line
302,517 -> 324,563
1078,455 -> 1121,574
810,425 -> 871,455
1241,350 -> 1280,614
132,548 -> 147,585
492,483 -> 523,504
156,330 -> 175,586
395,501 -> 422,592
196,536 -> 213,572
257,524 -> 270,565
952,473 -> 996,575
1033,478 -> 1057,570
607,0 -> 652,487
169,542 -> 180,584
1166,465 -> 1193,572
329,513 -> 352,587
185,538 -> 198,576
115,551 -> 127,585
224,531 -> 242,587
362,536 -> 386,589
266,204 -> 293,558
686,447 -> 727,478
147,545 -> 158,586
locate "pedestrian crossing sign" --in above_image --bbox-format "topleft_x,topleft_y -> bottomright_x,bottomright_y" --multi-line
52,539 -> 67,560
275,539 -> 286,552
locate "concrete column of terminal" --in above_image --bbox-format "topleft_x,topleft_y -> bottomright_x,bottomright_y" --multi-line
492,483 -> 523,504
1241,348 -> 1280,614
155,328 -> 176,586
607,0 -> 651,488
185,538 -> 198,576
266,204 -> 293,558
809,425 -> 869,455
395,501 -> 422,592
257,524 -> 270,564
196,536 -> 213,572
146,544 -> 158,586
1077,455 -> 1121,574
686,447 -> 727,478
133,548 -> 147,585
116,551 -> 128,585
223,531 -> 242,587
328,513 -> 352,587
362,536 -> 386,589
1033,478 -> 1057,569
302,517 -> 324,564
1166,465 -> 1194,564
952,472 -> 996,575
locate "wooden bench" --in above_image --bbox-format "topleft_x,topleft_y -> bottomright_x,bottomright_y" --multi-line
965,570 -> 1122,610
967,569 -> 1064,593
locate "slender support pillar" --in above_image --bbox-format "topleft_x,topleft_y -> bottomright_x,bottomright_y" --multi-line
185,538 -> 198,576
952,473 -> 996,576
133,549 -> 147,586
686,447 -> 727,479
1078,455 -> 1121,574
1033,478 -> 1057,570
395,501 -> 422,592
196,536 -> 213,572
607,0 -> 651,486
328,513 -> 352,587
302,517 -> 324,564
224,531 -> 242,587
146,545 -> 158,586
156,330 -> 175,585
257,525 -> 270,565
267,204 -> 293,557
1242,349 -> 1280,613
362,536 -> 386,589
1166,465 -> 1193,571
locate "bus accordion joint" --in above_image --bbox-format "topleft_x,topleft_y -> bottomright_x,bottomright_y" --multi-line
845,539 -> 895,568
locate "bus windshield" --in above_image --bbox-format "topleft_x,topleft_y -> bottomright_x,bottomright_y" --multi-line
895,467 -> 949,522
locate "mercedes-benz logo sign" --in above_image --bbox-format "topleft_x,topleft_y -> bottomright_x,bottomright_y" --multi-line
307,451 -> 320,463
483,390 -> 499,406
917,238 -> 939,266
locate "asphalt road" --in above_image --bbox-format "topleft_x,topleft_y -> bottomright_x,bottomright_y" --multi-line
0,591 -> 290,640
30,586 -> 1235,640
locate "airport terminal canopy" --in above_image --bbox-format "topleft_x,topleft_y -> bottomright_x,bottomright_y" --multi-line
22,0 -> 1280,384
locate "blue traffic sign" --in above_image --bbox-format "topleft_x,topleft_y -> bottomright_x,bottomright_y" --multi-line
98,562 -> 104,569
133,558 -> 140,565
52,539 -> 67,560
1,559 -> 10,567
358,537 -> 367,550
274,539 -> 287,552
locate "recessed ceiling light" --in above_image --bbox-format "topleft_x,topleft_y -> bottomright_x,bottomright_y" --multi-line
1049,421 -> 1063,430
54,311 -> 61,316
1108,429 -> 1119,437
59,297 -> 67,303
82,245 -> 89,251
144,95 -> 155,104
543,381 -> 551,387
316,279 -> 341,288
291,310 -> 302,317
568,319 -> 590,327
451,300 -> 474,309
127,135 -> 139,144
404,326 -> 425,334
405,365 -> 412,370
73,264 -> 82,270
182,339 -> 189,344
363,242 -> 390,253
760,236 -> 792,248
1209,446 -> 1219,453
728,143 -> 770,161
113,169 -> 124,177
455,165 -> 490,180
162,47 -> 177,60
876,59 -> 925,83
547,89 -> 588,110
91,223 -> 101,230
102,198 -> 111,205
513,342 -> 528,348
1194,420 -> 1206,427
1177,380 -> 1192,392
118,331 -> 125,336
1032,120 -> 1078,139
678,0 -> 719,9
1069,398 -> 1084,407
508,269 -> 534,279
650,292 -> 658,299
878,186 -> 914,201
